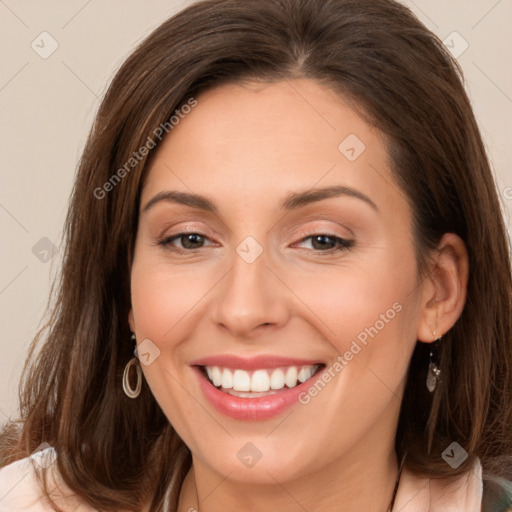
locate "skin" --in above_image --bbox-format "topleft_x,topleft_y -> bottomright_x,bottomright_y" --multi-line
128,79 -> 468,512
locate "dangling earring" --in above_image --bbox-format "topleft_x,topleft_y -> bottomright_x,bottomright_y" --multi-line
123,334 -> 142,399
426,330 -> 442,392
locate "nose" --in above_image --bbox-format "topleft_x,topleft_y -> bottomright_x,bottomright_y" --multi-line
210,247 -> 291,340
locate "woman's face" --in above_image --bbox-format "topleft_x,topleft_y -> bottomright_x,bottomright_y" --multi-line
129,79 -> 426,483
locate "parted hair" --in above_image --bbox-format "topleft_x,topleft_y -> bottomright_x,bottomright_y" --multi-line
1,0 -> 511,510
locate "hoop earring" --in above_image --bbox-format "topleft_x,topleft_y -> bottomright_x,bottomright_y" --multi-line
426,331 -> 442,393
123,334 -> 142,399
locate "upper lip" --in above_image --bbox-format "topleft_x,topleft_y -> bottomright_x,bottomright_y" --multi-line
190,355 -> 325,371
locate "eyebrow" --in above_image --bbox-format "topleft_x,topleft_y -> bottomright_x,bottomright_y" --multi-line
282,185 -> 378,212
142,185 -> 378,214
142,191 -> 218,214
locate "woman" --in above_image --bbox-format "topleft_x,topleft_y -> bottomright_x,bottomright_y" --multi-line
1,0 -> 511,510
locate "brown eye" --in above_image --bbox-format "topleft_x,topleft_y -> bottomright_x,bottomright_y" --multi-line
159,232 -> 213,251
297,234 -> 354,252
311,235 -> 337,250
180,233 -> 205,249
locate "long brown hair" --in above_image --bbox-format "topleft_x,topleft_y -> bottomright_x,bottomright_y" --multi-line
2,0 -> 511,510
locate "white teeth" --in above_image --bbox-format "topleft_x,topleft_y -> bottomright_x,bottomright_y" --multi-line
221,368 -> 233,389
285,366 -> 298,388
233,369 -> 251,391
204,364 -> 319,393
211,366 -> 222,387
298,366 -> 314,383
251,370 -> 270,392
270,368 -> 285,390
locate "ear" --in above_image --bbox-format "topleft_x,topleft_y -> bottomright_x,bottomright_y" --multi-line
128,308 -> 135,333
416,233 -> 469,343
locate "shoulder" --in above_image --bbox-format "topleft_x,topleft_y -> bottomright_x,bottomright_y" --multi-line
482,473 -> 512,512
0,447 -> 95,512
395,457 -> 512,512
0,447 -> 56,511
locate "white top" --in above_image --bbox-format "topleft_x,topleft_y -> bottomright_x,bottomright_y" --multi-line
0,447 -> 484,511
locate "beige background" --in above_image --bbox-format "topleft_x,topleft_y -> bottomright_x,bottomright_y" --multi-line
1,0 -> 511,422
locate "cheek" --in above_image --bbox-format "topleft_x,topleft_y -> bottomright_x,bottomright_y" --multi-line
129,261 -> 207,435
130,259 -> 215,341
129,261 -> 194,384
291,257 -> 415,344
282,247 -> 420,394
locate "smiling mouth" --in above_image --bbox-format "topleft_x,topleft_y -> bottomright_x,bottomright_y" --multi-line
199,364 -> 325,398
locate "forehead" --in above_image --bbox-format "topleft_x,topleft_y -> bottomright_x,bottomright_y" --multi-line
141,79 -> 401,217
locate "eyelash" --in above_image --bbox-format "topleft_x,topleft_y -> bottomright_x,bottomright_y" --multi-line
157,231 -> 354,254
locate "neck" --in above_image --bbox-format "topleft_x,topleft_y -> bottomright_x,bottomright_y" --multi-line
178,435 -> 399,512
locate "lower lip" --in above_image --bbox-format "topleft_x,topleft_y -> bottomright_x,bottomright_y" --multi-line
192,366 -> 323,421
